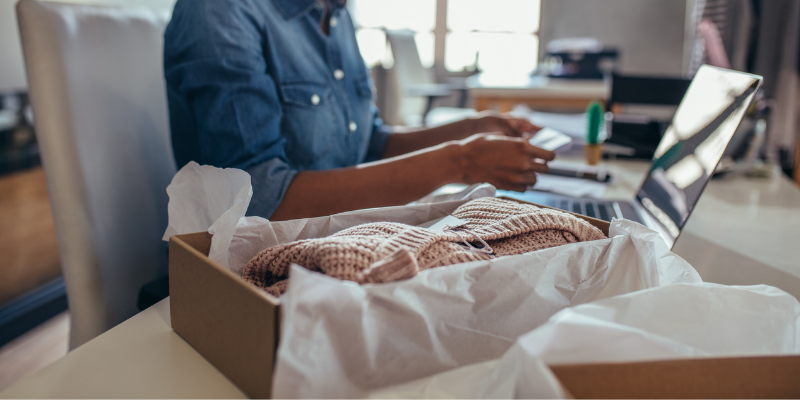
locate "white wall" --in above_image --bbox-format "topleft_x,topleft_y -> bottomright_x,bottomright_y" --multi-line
1,0 -> 28,90
539,0 -> 693,76
0,0 -> 176,91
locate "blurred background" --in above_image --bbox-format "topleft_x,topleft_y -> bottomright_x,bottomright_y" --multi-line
1,0 -> 798,391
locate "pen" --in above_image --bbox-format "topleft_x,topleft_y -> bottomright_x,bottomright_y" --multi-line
545,167 -> 611,183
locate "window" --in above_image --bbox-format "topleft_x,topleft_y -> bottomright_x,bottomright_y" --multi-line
349,0 -> 541,75
348,0 -> 436,68
446,0 -> 540,74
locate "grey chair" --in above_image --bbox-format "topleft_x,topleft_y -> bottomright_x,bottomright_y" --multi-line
17,0 -> 176,348
384,29 -> 476,127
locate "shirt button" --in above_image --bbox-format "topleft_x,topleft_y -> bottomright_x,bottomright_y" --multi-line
310,94 -> 320,105
349,121 -> 357,132
330,17 -> 337,27
334,69 -> 345,80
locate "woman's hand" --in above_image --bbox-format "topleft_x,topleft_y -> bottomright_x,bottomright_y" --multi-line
273,131 -> 556,220
470,111 -> 541,138
452,133 -> 555,192
383,111 -> 542,158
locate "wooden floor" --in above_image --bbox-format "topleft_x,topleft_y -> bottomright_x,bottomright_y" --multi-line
0,312 -> 69,392
0,167 -> 62,304
0,166 -> 66,392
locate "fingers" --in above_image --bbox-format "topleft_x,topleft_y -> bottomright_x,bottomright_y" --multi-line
493,170 -> 539,192
479,114 -> 540,137
506,156 -> 549,172
504,170 -> 540,185
529,160 -> 549,173
460,135 -> 551,190
508,118 -> 541,135
490,135 -> 556,162
521,140 -> 556,161
478,136 -> 553,169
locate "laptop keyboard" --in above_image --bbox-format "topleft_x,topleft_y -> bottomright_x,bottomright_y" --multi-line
551,198 -> 615,222
496,191 -> 617,222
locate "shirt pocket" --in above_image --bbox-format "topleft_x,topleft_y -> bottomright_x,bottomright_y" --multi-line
279,80 -> 339,169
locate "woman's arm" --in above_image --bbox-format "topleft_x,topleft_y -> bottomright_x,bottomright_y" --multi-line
270,134 -> 555,220
382,112 -> 541,158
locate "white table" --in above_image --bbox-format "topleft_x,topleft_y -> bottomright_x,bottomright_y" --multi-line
0,298 -> 245,399
588,159 -> 800,298
3,159 -> 800,399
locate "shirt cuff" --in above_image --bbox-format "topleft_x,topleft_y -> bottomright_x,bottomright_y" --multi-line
244,158 -> 299,219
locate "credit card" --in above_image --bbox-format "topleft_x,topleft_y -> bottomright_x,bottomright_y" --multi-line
528,127 -> 572,151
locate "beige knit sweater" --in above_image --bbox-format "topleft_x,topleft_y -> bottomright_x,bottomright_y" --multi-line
242,197 -> 606,296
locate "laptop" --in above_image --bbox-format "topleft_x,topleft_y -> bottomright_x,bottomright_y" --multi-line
498,65 -> 763,249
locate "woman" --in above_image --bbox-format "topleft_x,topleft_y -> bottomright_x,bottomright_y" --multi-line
164,0 -> 554,221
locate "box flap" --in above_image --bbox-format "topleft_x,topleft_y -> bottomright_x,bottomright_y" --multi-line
170,232 -> 279,398
550,356 -> 800,399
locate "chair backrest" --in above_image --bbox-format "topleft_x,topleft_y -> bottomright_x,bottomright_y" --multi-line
17,0 -> 175,348
385,29 -> 435,126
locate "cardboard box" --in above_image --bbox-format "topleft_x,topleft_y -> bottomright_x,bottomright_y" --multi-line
169,201 -> 800,398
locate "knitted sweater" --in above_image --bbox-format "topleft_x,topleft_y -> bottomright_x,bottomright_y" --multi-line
242,197 -> 606,297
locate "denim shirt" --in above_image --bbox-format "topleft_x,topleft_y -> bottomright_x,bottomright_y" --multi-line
164,0 -> 391,218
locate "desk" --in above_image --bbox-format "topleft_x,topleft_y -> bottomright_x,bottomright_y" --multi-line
2,159 -> 800,398
0,298 -> 245,399
592,159 -> 800,297
467,74 -> 608,113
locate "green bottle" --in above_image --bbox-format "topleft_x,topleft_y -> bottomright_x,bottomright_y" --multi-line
586,100 -> 604,145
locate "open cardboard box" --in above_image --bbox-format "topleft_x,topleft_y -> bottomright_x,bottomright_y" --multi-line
168,199 -> 800,399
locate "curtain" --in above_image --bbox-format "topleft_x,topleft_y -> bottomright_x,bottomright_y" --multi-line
752,0 -> 800,169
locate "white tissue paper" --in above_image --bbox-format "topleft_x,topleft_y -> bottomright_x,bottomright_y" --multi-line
162,161 -> 252,241
372,283 -> 800,398
271,219 -> 703,398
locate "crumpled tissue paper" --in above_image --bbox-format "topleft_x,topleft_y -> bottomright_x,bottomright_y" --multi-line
271,219 -> 703,398
370,283 -> 800,398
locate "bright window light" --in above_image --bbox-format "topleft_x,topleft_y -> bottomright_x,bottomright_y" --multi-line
349,0 -> 436,31
446,32 -> 538,74
350,0 -> 541,73
445,0 -> 541,73
349,0 -> 436,68
414,32 -> 435,68
447,0 -> 541,33
355,28 -> 387,67
354,30 -> 435,69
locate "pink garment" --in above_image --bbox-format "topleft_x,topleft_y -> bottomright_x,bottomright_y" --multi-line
242,197 -> 606,296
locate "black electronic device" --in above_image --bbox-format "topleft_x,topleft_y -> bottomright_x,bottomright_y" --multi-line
545,49 -> 619,80
0,91 -> 39,176
604,74 -> 693,159
501,66 -> 764,249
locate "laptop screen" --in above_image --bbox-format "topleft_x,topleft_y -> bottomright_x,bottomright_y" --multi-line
635,66 -> 762,240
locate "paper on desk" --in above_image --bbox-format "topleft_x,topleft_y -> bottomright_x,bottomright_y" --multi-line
531,174 -> 606,198
271,219 -> 703,398
370,283 -> 800,398
513,104 -> 607,142
162,162 -> 496,275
